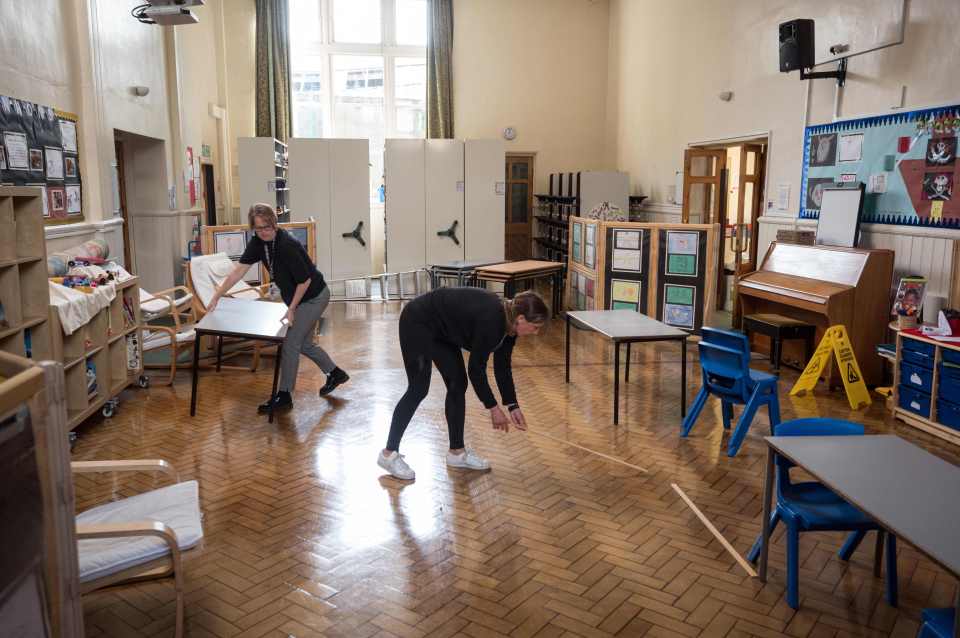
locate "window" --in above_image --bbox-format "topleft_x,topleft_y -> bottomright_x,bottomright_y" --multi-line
290,0 -> 427,200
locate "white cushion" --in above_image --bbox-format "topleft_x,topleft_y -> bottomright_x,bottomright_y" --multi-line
140,289 -> 193,317
77,481 -> 203,583
190,253 -> 259,308
143,328 -> 196,351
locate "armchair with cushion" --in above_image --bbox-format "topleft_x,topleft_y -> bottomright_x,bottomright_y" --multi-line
140,286 -> 197,385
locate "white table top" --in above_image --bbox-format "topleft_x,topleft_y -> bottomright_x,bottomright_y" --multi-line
566,310 -> 689,341
766,434 -> 960,578
194,297 -> 288,341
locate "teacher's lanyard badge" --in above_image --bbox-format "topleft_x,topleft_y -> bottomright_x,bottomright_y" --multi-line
264,239 -> 280,298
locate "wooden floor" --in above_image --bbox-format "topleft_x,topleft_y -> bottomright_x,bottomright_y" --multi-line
73,301 -> 959,638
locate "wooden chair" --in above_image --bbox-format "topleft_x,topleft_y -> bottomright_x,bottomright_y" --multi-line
140,286 -> 197,385
74,460 -> 202,638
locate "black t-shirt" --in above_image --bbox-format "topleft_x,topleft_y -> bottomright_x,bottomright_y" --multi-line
239,228 -> 326,306
404,287 -> 518,410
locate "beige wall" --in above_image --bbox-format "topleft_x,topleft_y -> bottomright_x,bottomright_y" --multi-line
453,0 -> 612,194
224,0 -> 257,212
607,0 -> 960,214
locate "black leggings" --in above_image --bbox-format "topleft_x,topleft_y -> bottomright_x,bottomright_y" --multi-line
386,314 -> 467,452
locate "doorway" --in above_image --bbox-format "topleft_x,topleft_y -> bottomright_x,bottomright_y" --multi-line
202,163 -> 216,226
505,153 -> 535,260
114,135 -> 134,271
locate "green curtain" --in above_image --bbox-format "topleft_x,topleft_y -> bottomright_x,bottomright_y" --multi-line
426,0 -> 454,139
255,0 -> 292,143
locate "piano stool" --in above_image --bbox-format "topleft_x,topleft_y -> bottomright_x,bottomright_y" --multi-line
743,313 -> 816,373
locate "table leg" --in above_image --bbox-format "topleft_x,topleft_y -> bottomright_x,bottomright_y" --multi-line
216,335 -> 223,372
953,585 -> 959,638
758,445 -> 776,582
614,341 -> 620,425
268,340 -> 282,424
190,334 -> 201,417
625,342 -> 631,382
565,313 -> 571,384
681,337 -> 687,418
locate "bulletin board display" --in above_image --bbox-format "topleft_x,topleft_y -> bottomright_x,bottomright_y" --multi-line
0,94 -> 83,224
655,229 -> 709,333
602,226 -> 651,314
567,267 -> 597,311
202,222 -> 317,284
801,104 -> 960,225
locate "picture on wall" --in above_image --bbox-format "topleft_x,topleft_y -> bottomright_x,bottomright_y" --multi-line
29,149 -> 42,172
0,146 -> 6,170
667,253 -> 697,276
572,222 -> 582,263
64,156 -> 77,178
666,231 -> 699,255
614,229 -> 640,249
58,119 -> 78,153
65,184 -> 81,214
48,186 -> 66,217
805,177 -> 835,211
922,172 -> 953,201
809,133 -> 837,167
611,279 -> 641,311
838,133 -> 864,163
3,132 -> 29,170
214,230 -> 247,258
44,146 -> 63,180
664,303 -> 695,329
926,137 -> 956,167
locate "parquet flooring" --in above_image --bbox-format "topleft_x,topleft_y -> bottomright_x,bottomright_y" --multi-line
72,300 -> 959,637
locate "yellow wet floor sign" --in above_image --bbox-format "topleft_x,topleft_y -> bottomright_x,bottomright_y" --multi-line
790,325 -> 872,410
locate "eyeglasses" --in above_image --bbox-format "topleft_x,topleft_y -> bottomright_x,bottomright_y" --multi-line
253,225 -> 274,231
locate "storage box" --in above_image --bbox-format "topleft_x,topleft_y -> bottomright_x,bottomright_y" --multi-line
900,361 -> 934,394
902,337 -> 935,358
902,347 -> 935,369
899,384 -> 931,418
941,348 -> 960,367
937,398 -> 960,431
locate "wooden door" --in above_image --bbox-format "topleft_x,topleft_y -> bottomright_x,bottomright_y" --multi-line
505,154 -> 534,260
733,144 -> 765,275
113,138 -> 134,272
681,148 -> 726,306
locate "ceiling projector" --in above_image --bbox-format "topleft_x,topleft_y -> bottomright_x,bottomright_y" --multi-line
132,0 -> 204,26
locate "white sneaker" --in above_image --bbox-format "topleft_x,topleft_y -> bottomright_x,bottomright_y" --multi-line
378,451 -> 415,480
446,449 -> 491,471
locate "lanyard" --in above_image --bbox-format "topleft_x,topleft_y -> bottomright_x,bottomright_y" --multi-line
264,238 -> 277,281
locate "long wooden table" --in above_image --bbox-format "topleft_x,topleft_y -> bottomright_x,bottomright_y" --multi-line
758,435 -> 960,635
189,298 -> 288,423
473,260 -> 564,315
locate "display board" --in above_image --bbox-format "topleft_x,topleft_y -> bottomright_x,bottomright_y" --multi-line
655,229 -> 709,332
801,104 -> 960,226
0,95 -> 82,224
603,225 -> 651,314
202,222 -> 316,284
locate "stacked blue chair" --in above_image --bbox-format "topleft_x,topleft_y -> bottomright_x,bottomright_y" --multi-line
681,327 -> 781,456
745,418 -> 899,610
917,608 -> 956,637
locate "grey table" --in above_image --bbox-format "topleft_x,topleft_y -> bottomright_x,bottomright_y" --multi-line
428,259 -> 507,288
190,297 -> 289,423
758,435 -> 960,635
565,310 -> 689,425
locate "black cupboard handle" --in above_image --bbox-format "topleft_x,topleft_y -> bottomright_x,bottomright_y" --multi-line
342,221 -> 366,247
437,219 -> 460,245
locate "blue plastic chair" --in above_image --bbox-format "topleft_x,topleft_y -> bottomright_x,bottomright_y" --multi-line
745,418 -> 899,610
917,608 -> 956,638
681,328 -> 781,456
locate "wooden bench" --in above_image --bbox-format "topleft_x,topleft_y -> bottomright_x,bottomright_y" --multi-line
743,313 -> 816,372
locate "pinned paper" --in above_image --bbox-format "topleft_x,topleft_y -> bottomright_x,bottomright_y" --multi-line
868,173 -> 887,194
931,200 -> 944,220
884,154 -> 896,171
839,173 -> 857,183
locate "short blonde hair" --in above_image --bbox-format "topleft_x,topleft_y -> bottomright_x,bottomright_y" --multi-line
248,203 -> 278,229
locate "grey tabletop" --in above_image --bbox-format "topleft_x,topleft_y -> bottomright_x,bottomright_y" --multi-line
766,435 -> 960,578
430,259 -> 508,270
567,310 -> 689,340
194,297 -> 289,340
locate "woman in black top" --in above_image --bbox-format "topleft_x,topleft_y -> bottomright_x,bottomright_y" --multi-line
377,288 -> 549,481
208,204 -> 349,412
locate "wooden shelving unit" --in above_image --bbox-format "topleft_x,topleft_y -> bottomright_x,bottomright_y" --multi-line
0,187 -> 54,363
894,331 -> 960,446
50,277 -> 145,429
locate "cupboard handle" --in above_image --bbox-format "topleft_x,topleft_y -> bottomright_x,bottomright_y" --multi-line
436,220 -> 460,246
342,221 -> 366,247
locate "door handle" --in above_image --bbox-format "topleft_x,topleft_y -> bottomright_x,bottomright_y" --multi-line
437,220 -> 460,245
342,221 -> 366,247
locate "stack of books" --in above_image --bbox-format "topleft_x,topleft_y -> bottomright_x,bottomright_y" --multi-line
876,343 -> 896,359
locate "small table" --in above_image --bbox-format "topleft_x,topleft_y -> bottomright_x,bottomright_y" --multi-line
758,435 -> 960,636
429,259 -> 507,288
190,297 -> 289,423
565,310 -> 689,425
473,260 -> 565,315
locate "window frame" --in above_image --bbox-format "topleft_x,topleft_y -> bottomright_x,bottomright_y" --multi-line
290,0 -> 427,140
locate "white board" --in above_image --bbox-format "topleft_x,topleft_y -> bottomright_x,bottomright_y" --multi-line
425,139 -> 465,265
287,138 -> 332,277
329,139 -> 372,279
464,139 -> 505,261
816,186 -> 864,248
384,139 -> 426,272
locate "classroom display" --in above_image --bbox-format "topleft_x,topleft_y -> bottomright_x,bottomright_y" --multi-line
565,218 -> 718,332
801,103 -> 960,226
0,94 -> 82,223
201,221 -> 317,285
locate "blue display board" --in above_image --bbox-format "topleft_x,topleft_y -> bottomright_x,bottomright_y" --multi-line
800,104 -> 960,227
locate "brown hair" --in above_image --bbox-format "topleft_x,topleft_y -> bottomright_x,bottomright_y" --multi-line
248,203 -> 278,229
504,291 -> 550,333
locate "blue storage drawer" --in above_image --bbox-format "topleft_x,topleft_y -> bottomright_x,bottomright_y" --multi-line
900,361 -> 934,394
902,348 -> 935,369
937,398 -> 960,431
939,363 -> 960,400
942,348 -> 960,367
902,337 -> 936,357
899,385 -> 932,418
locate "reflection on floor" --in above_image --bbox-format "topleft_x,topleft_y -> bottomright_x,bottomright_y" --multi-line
74,300 -> 957,637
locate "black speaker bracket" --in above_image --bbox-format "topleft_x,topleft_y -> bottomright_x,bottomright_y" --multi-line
800,58 -> 847,87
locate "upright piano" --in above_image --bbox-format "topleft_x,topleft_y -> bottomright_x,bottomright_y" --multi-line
738,242 -> 894,386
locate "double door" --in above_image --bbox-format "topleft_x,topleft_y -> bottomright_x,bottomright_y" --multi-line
287,138 -> 371,280
384,139 -> 505,272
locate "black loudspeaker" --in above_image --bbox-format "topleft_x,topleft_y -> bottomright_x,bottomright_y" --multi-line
779,19 -> 815,73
